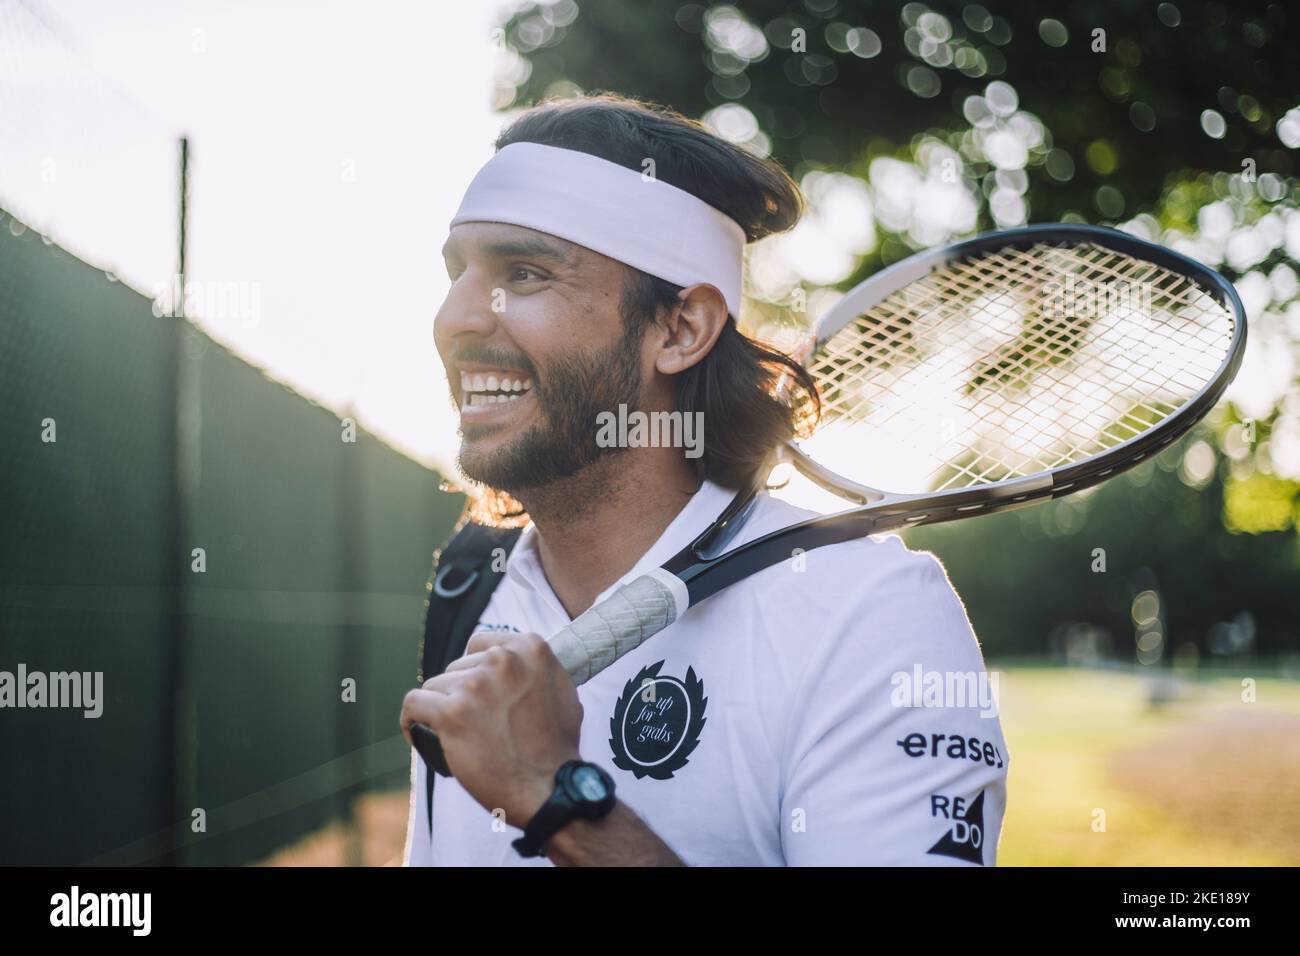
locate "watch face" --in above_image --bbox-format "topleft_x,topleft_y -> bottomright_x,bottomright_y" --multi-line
571,765 -> 609,803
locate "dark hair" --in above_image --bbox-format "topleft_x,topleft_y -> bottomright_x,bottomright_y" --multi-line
615,271 -> 819,490
470,93 -> 818,519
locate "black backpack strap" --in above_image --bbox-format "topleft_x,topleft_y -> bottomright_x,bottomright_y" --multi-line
418,521 -> 523,835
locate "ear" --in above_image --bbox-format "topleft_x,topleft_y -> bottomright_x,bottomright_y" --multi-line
652,283 -> 729,376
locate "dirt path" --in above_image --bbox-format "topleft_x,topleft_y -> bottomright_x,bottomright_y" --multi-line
1108,707 -> 1300,864
256,791 -> 410,866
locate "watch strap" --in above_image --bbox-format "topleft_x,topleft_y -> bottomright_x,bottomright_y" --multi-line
512,760 -> 615,858
512,785 -> 578,858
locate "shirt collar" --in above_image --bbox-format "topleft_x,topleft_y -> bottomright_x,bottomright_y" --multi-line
503,479 -> 740,612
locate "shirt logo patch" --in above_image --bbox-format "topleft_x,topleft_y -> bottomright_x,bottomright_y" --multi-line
608,661 -> 707,780
927,789 -> 987,865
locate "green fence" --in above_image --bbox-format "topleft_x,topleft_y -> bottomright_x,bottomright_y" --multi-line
0,213 -> 461,865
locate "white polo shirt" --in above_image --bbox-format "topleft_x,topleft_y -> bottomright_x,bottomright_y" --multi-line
405,480 -> 1008,866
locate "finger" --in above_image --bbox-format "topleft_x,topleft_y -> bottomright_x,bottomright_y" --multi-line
400,688 -> 457,744
513,631 -> 558,666
420,664 -> 502,706
444,649 -> 492,674
465,629 -> 544,655
420,669 -> 474,694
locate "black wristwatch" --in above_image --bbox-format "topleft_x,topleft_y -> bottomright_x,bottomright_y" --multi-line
513,760 -> 617,858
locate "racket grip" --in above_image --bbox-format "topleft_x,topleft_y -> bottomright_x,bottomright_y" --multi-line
548,570 -> 689,684
411,570 -> 689,779
411,723 -> 451,777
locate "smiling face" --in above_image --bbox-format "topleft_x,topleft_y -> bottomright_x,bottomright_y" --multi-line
434,221 -> 650,494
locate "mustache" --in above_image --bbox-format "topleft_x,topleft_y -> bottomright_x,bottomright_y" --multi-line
449,344 -> 538,379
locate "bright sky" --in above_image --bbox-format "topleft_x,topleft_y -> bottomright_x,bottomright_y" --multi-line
3,0 -> 503,474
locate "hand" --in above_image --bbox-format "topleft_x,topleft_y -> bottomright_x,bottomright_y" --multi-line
400,631 -> 582,827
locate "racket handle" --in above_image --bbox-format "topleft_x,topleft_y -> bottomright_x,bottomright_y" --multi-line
548,569 -> 688,683
411,570 -> 689,779
411,723 -> 451,777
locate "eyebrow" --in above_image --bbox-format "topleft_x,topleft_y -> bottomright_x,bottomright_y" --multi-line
441,234 -> 578,267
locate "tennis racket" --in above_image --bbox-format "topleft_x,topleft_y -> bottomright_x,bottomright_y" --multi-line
413,222 -> 1246,777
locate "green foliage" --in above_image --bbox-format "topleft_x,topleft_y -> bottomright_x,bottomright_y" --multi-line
1224,472 -> 1300,533
905,433 -> 1300,659
499,1 -> 1299,224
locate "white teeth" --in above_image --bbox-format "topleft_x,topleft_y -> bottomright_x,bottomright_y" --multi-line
464,390 -> 525,408
459,370 -> 534,407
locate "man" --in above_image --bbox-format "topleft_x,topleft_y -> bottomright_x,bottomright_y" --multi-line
402,94 -> 1008,866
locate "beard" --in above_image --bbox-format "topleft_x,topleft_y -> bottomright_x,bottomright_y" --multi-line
454,328 -> 644,495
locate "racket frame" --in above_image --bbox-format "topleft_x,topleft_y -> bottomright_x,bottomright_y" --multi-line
665,224 -> 1247,607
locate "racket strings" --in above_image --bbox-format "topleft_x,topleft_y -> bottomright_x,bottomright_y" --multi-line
808,241 -> 1238,492
821,248 -> 1218,483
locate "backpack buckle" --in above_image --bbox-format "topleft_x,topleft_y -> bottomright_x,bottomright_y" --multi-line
433,564 -> 479,599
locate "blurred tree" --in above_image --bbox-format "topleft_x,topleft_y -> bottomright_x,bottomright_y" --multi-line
906,437 -> 1300,661
497,1 -> 1298,244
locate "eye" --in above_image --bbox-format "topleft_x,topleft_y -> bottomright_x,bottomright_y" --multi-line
509,265 -> 546,283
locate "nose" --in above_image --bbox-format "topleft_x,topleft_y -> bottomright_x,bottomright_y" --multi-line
434,265 -> 498,354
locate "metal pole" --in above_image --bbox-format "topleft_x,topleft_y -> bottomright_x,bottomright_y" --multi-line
161,134 -> 192,865
340,403 -> 363,866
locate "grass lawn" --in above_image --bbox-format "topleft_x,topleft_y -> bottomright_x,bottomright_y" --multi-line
994,666 -> 1300,866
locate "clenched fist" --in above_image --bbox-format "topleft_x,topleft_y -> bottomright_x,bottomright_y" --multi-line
401,630 -> 583,827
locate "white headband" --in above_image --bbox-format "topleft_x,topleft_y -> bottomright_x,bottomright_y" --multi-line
450,142 -> 746,317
